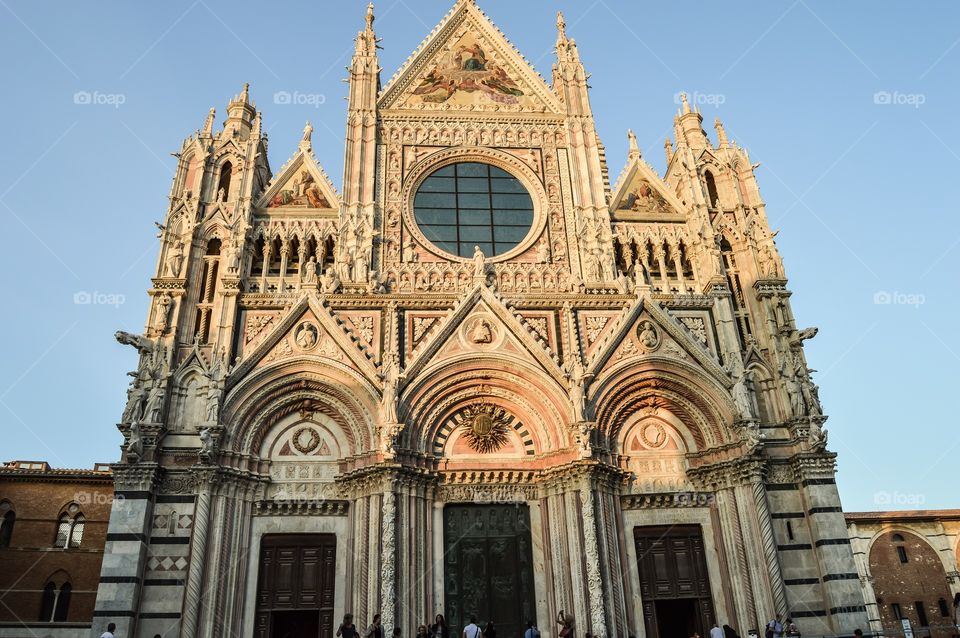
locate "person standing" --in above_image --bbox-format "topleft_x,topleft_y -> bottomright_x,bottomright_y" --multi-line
100,623 -> 116,638
462,616 -> 481,638
416,625 -> 429,637
366,614 -> 384,638
482,621 -> 496,638
524,621 -> 541,638
338,614 -> 359,638
432,614 -> 450,638
711,623 -> 725,638
765,616 -> 783,638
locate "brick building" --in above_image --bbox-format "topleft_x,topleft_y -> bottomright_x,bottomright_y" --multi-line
0,460 -> 112,638
847,510 -> 960,638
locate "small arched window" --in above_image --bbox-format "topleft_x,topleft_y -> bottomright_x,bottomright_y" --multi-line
892,533 -> 905,542
0,508 -> 14,547
216,161 -> 233,201
39,580 -> 71,622
704,170 -> 720,207
39,582 -> 56,622
54,512 -> 84,549
53,582 -> 71,621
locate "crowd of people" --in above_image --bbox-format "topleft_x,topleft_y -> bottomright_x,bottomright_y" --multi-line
334,611 -> 568,638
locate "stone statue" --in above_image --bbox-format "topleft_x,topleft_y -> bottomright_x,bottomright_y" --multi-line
320,267 -> 341,294
153,294 -> 171,334
339,249 -> 354,282
732,368 -> 758,420
301,120 -> 313,145
470,319 -> 493,344
741,419 -> 763,450
217,187 -> 226,202
782,365 -> 805,418
121,378 -> 144,423
567,356 -> 587,423
472,245 -> 486,278
143,382 -> 165,423
226,239 -> 242,274
403,237 -> 418,263
198,427 -> 217,461
536,241 -> 550,264
166,240 -> 185,277
799,371 -> 822,416
301,256 -> 319,284
573,421 -> 592,456
126,420 -> 143,462
354,246 -> 369,282
808,420 -> 828,448
204,384 -> 220,424
380,352 -> 400,424
379,421 -> 404,456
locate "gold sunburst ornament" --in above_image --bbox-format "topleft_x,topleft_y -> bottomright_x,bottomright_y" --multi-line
460,401 -> 510,454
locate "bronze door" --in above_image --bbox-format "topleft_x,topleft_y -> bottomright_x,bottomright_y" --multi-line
255,533 -> 336,638
444,505 -> 536,637
634,525 -> 715,638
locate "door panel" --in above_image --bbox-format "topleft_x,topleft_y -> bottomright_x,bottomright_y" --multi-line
254,533 -> 336,638
444,505 -> 536,638
634,525 -> 715,638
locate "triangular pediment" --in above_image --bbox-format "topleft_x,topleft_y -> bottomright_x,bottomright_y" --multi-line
227,294 -> 379,389
379,2 -> 562,114
588,296 -> 728,386
255,145 -> 340,212
610,156 -> 687,219
403,285 -> 564,386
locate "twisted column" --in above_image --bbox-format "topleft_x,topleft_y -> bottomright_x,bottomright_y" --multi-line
752,479 -> 788,617
181,471 -> 214,638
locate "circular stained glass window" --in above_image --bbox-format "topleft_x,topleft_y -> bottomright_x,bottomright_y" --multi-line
413,162 -> 534,258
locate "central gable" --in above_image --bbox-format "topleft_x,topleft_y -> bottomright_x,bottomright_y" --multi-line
379,2 -> 562,114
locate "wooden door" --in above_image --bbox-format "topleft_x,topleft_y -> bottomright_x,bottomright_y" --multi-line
254,533 -> 336,638
634,525 -> 715,638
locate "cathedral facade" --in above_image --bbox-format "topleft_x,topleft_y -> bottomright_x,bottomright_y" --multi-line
91,2 -> 868,637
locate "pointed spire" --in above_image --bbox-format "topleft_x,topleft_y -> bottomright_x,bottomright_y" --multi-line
239,82 -> 250,104
714,117 -> 729,148
664,137 -> 674,165
680,92 -> 691,115
201,107 -> 215,137
252,111 -> 262,137
627,129 -> 640,158
556,11 -> 568,43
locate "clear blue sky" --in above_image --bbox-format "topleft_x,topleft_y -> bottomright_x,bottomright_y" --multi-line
1,1 -> 956,512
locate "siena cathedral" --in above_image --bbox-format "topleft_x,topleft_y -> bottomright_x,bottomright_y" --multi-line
92,2 -> 869,637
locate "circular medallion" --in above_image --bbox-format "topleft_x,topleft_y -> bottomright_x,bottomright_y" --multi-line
640,422 -> 668,449
294,321 -> 319,351
292,426 -> 321,454
472,413 -> 494,437
637,320 -> 661,352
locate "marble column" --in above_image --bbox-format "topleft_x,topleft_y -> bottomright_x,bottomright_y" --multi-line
89,463 -> 161,638
181,467 -> 217,638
